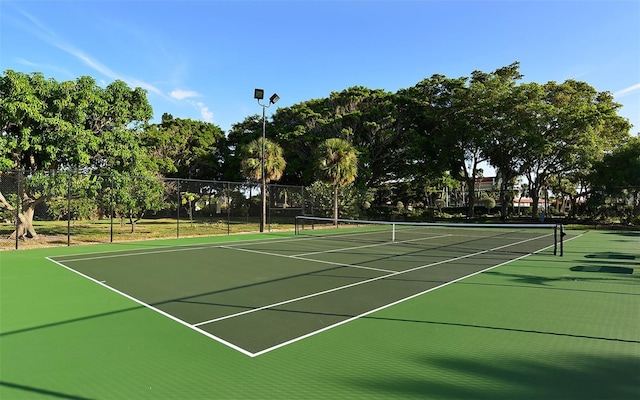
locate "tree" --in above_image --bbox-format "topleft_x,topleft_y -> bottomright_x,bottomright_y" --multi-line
590,137 -> 640,222
517,80 -> 631,217
223,114 -> 264,182
0,70 -> 153,239
474,62 -> 528,220
272,87 -> 401,188
315,138 -> 358,224
240,137 -> 286,230
145,113 -> 225,179
240,137 -> 287,184
110,170 -> 165,233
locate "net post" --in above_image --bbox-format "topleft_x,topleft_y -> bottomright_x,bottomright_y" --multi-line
392,223 -> 396,242
553,224 -> 558,256
560,224 -> 565,257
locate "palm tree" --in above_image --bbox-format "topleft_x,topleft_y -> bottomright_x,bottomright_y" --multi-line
241,138 -> 286,183
241,138 -> 286,230
316,138 -> 358,224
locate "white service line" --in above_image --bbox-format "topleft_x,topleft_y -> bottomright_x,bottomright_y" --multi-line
292,234 -> 452,257
52,235 -> 314,263
47,230 -> 573,358
250,250 -> 539,357
219,245 -> 396,273
194,233 -> 552,328
45,256 -> 255,357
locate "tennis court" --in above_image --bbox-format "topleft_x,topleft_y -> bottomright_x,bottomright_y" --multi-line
47,219 -> 566,357
2,224 -> 638,399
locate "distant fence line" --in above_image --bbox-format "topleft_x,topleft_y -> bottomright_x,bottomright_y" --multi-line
0,170 -> 313,249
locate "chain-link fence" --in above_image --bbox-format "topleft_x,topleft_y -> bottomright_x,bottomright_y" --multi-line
0,171 -> 309,250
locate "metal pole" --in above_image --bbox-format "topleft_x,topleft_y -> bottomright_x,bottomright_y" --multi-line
261,104 -> 266,233
67,172 -> 71,247
14,170 -> 20,250
110,176 -> 114,243
176,180 -> 181,239
226,182 -> 231,235
560,224 -> 565,257
255,89 -> 278,233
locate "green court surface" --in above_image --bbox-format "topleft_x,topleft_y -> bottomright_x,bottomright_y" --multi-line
1,228 -> 639,399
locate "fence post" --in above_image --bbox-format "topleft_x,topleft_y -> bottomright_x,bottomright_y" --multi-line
268,184 -> 271,232
14,170 -> 21,250
110,175 -> 114,243
176,179 -> 180,239
67,172 -> 71,247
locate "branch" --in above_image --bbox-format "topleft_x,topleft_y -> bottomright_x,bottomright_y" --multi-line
0,191 -> 16,211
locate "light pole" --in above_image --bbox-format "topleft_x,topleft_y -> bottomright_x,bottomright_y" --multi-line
254,89 -> 279,232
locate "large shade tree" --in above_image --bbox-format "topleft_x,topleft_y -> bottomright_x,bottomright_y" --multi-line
144,113 -> 225,179
474,63 -> 528,219
223,114 -> 265,182
589,136 -> 640,222
0,70 -> 153,239
517,80 -> 631,217
396,74 -> 485,216
272,87 -> 401,188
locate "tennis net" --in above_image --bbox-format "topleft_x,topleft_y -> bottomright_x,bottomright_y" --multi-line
294,216 -> 565,256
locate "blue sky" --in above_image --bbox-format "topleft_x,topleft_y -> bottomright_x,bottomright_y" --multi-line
1,0 -> 639,136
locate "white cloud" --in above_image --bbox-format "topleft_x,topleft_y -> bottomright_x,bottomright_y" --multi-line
614,83 -> 640,98
170,89 -> 200,100
194,102 -> 214,123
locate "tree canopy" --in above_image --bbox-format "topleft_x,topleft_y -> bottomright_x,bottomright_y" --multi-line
1,63 -> 636,236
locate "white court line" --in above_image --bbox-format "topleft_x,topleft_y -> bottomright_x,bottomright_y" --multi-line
47,230 -> 576,358
194,233 -> 552,327
52,235 -> 318,263
220,245 -> 396,273
45,256 -> 255,357
292,234 -> 452,257
251,250 -> 540,356
248,231 -> 584,357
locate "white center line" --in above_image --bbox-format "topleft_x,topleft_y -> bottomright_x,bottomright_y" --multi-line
194,233 -> 552,327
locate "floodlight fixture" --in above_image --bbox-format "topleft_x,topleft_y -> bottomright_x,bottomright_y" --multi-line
254,88 -> 264,100
269,93 -> 280,104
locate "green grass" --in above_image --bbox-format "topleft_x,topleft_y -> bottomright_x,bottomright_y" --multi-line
1,217 -> 296,249
1,230 -> 638,399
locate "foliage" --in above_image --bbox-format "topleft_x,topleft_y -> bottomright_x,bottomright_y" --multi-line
305,181 -> 365,220
240,138 -> 286,183
272,86 -> 399,187
589,137 -> 640,223
0,70 -> 154,238
482,196 -> 496,211
145,113 -> 225,179
2,64 -> 636,232
315,138 -> 359,222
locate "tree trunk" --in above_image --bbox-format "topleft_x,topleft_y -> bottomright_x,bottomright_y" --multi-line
129,214 -> 136,233
530,185 -> 541,219
466,177 -> 476,217
3,195 -> 41,240
500,181 -> 508,220
333,184 -> 339,226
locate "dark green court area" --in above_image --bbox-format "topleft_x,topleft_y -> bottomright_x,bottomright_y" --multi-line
50,226 -> 563,356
